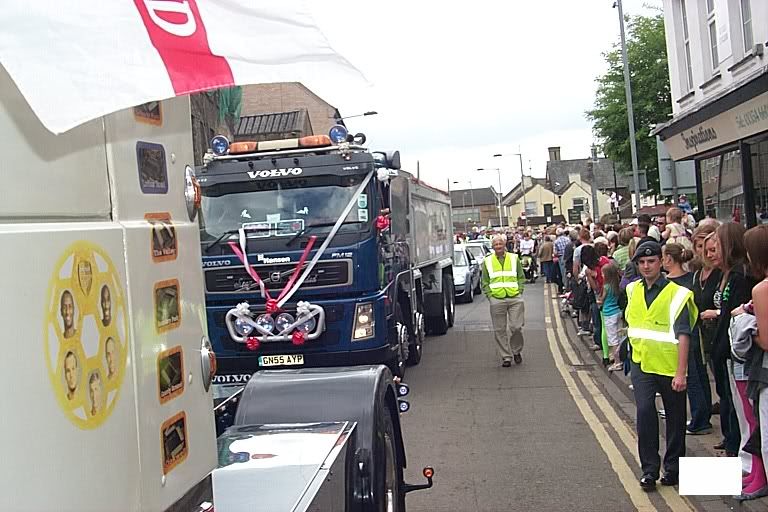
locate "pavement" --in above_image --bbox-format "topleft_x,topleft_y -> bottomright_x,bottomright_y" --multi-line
400,282 -> 756,512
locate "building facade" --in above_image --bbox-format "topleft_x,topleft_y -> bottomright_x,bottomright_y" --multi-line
451,187 -> 502,232
653,0 -> 767,225
503,147 -> 646,227
240,82 -> 344,137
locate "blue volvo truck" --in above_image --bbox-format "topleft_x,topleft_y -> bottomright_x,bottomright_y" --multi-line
198,131 -> 455,388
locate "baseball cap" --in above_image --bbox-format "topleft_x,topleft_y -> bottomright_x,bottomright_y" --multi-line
631,241 -> 662,262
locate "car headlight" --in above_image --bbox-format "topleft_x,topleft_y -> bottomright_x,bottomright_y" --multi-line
453,273 -> 466,285
352,302 -> 375,340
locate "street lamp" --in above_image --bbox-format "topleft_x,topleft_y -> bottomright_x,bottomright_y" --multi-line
476,168 -> 504,229
493,153 -> 527,226
614,0 -> 642,212
334,111 -> 378,121
453,180 -> 475,230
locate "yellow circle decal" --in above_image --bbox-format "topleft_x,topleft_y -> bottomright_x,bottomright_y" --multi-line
44,241 -> 129,429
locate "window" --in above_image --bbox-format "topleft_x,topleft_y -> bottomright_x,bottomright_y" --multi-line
679,1 -> 694,91
452,207 -> 480,224
741,0 -> 753,54
706,1 -> 719,72
572,197 -> 588,213
524,201 -> 537,216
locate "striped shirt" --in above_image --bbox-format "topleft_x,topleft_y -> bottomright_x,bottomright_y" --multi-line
554,235 -> 570,257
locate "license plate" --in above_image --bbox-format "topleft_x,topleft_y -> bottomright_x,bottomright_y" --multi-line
258,354 -> 304,367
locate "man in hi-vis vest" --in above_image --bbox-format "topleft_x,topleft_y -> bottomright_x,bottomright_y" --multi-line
481,234 -> 526,367
626,241 -> 697,492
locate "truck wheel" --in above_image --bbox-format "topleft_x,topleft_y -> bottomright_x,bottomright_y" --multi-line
446,275 -> 455,327
389,304 -> 409,378
374,405 -> 404,512
406,311 -> 424,366
426,278 -> 450,336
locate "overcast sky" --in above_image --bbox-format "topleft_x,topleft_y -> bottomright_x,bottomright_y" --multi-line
307,0 -> 662,194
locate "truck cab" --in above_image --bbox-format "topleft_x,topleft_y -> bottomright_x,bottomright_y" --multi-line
200,134 -> 444,385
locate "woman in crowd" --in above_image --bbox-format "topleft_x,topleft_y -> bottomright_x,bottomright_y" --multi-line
704,223 -> 750,459
606,231 -> 619,258
663,242 -> 711,435
613,228 -> 633,271
742,225 -> 768,499
690,224 -> 718,434
598,262 -> 623,371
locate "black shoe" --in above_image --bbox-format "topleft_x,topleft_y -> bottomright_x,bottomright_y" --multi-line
502,360 -> 511,368
660,473 -> 678,486
713,441 -> 726,450
514,354 -> 522,365
640,475 -> 657,491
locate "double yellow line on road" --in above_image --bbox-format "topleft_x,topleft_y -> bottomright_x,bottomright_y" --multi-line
543,286 -> 696,512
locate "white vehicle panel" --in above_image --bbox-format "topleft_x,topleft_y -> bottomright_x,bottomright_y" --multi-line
0,65 -> 110,220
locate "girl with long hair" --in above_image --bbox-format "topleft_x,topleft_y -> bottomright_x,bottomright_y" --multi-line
598,262 -> 623,371
663,243 -> 711,435
703,223 -> 751,463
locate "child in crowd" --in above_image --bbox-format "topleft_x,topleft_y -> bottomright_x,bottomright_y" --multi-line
663,207 -> 693,252
598,262 -> 623,371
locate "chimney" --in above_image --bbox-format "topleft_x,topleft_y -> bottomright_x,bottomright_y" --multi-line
548,146 -> 561,161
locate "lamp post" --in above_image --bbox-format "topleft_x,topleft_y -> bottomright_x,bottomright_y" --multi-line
334,111 -> 378,122
614,0 -> 642,213
590,145 -> 600,219
493,153 -> 527,227
476,168 -> 504,229
453,180 -> 475,230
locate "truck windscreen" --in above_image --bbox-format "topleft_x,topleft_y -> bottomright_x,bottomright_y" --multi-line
199,173 -> 371,242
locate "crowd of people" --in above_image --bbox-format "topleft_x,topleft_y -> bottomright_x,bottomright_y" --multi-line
458,206 -> 768,500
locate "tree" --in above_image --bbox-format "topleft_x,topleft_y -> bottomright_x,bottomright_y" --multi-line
586,13 -> 670,196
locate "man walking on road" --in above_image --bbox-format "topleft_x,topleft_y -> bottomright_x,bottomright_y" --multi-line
482,234 -> 525,367
625,241 -> 697,491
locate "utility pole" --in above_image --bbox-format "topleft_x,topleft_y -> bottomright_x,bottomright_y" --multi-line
590,145 -> 600,220
616,0 -> 642,212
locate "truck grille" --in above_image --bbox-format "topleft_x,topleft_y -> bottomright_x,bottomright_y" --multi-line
205,259 -> 351,294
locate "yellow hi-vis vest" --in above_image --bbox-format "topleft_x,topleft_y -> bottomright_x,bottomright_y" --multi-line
485,252 -> 521,299
625,279 -> 698,377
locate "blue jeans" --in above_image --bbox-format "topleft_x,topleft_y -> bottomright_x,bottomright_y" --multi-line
686,331 -> 712,432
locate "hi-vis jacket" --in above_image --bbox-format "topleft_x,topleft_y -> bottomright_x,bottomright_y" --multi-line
626,279 -> 697,377
481,252 -> 524,299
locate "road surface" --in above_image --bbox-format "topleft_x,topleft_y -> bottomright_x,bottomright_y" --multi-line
400,283 -> 743,512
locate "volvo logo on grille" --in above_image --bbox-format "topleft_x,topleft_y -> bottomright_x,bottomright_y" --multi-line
270,272 -> 282,282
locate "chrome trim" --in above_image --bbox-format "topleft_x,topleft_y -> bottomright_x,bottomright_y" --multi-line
225,304 -> 326,343
205,258 -> 352,294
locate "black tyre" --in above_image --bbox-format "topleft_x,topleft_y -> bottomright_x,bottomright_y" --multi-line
426,278 -> 449,336
474,277 -> 481,295
465,284 -> 474,303
388,303 -> 409,379
446,275 -> 455,328
406,310 -> 424,366
374,404 -> 404,512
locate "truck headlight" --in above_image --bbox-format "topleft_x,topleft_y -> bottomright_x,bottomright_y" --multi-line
352,302 -> 375,340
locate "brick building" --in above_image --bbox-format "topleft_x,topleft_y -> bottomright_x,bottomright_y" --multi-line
451,187 -> 502,231
240,82 -> 343,137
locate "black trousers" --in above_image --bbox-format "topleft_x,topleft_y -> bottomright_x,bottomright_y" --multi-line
630,361 -> 687,478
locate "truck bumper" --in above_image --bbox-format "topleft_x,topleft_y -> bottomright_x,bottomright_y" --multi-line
215,343 -> 395,376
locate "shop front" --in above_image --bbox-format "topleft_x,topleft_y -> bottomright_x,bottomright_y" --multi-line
655,73 -> 768,227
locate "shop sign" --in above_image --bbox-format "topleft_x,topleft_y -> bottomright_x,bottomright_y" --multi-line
664,91 -> 768,160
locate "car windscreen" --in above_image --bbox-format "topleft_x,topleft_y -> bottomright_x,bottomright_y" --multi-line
453,250 -> 469,266
466,246 -> 484,262
199,173 -> 371,241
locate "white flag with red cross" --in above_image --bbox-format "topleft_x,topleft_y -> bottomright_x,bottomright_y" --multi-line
0,0 -> 365,134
